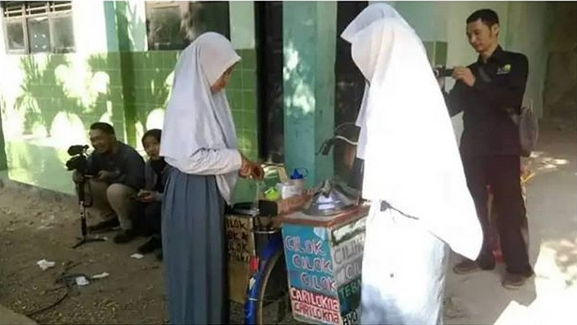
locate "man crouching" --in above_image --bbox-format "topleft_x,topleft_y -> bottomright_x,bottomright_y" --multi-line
72,122 -> 145,244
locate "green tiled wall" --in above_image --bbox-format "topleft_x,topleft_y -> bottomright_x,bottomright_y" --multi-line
0,49 -> 260,195
120,51 -> 179,147
119,49 -> 260,204
227,49 -> 259,161
423,41 -> 448,67
2,53 -> 125,138
121,49 -> 259,160
228,49 -> 259,203
0,52 -> 126,194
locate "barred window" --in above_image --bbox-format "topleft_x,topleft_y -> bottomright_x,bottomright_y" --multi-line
1,1 -> 75,54
145,1 -> 230,51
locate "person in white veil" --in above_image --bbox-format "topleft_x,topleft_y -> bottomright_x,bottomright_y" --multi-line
342,5 -> 483,325
159,32 -> 262,324
341,2 -> 414,160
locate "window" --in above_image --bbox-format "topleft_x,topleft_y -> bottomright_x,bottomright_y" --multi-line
146,1 -> 230,51
1,1 -> 75,54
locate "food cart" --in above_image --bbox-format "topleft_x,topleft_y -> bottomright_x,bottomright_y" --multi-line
277,204 -> 369,325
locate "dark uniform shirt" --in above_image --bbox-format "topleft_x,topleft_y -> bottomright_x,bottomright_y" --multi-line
86,141 -> 145,190
148,159 -> 167,193
445,46 -> 528,156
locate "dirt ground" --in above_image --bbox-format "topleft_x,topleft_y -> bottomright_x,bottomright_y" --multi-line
444,119 -> 577,324
1,119 -> 575,325
0,180 -> 248,325
0,185 -> 172,324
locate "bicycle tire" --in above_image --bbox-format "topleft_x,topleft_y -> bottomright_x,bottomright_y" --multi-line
254,248 -> 294,325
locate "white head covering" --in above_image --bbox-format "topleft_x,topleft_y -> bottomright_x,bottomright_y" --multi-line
341,3 -> 412,42
341,3 -> 416,159
160,32 -> 241,202
349,18 -> 482,260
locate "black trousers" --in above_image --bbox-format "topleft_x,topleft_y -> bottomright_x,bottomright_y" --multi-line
462,154 -> 532,275
132,200 -> 162,239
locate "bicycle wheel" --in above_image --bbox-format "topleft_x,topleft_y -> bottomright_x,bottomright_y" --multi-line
255,249 -> 295,324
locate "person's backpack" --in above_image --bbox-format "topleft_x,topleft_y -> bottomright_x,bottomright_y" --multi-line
511,106 -> 539,157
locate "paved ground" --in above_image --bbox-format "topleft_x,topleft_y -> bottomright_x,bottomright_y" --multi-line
444,119 -> 577,324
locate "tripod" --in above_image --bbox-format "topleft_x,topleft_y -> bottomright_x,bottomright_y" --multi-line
72,177 -> 106,249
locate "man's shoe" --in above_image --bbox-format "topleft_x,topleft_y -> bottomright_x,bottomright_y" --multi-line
502,271 -> 534,290
453,259 -> 495,275
88,218 -> 119,233
113,229 -> 136,244
137,237 -> 161,254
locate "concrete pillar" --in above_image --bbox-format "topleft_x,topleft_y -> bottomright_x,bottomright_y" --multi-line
283,1 -> 337,186
0,105 -> 6,171
505,1 -> 548,118
72,0 -> 109,54
230,1 -> 255,50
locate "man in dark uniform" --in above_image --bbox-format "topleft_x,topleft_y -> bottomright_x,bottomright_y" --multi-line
442,9 -> 534,289
72,122 -> 145,244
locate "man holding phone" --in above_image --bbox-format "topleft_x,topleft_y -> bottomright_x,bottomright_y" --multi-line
442,9 -> 533,289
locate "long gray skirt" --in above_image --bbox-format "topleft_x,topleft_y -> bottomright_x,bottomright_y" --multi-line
361,203 -> 449,325
162,167 -> 228,324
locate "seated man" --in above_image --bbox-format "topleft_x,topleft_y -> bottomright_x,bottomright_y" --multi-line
73,122 -> 145,244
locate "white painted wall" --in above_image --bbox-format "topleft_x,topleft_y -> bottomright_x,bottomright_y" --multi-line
505,1 -> 548,118
72,0 -> 108,54
0,16 -> 6,55
395,1 -> 451,42
380,0 -> 548,141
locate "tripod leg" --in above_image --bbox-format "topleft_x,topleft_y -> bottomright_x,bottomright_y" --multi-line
72,238 -> 86,249
72,181 -> 106,249
72,235 -> 106,249
72,236 -> 106,249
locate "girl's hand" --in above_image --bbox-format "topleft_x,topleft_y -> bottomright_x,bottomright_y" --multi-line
251,164 -> 264,180
238,154 -> 264,180
140,192 -> 155,203
239,155 -> 253,178
136,190 -> 154,202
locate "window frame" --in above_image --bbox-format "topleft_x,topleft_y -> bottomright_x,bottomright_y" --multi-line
1,1 -> 74,54
47,8 -> 75,53
145,1 -> 188,51
144,1 -> 231,52
2,2 -> 28,54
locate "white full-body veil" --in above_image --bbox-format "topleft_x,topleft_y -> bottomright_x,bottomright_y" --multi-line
349,18 -> 482,260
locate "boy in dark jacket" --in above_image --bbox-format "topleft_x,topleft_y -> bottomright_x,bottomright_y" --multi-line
133,129 -> 167,260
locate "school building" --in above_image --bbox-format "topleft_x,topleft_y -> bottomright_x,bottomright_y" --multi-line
0,1 -> 575,202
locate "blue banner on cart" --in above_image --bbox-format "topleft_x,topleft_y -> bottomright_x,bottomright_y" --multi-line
282,224 -> 337,296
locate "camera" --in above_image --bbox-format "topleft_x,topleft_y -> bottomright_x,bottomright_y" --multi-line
66,145 -> 89,174
433,66 -> 454,78
66,144 -> 106,248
